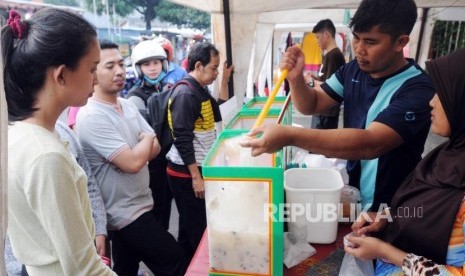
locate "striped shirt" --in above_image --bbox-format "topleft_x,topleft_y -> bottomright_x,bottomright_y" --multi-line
321,59 -> 434,211
166,76 -> 218,168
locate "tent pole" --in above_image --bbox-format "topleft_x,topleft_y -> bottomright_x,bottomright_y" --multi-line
0,38 -> 8,276
416,8 -> 429,62
222,0 -> 234,98
271,34 -> 275,94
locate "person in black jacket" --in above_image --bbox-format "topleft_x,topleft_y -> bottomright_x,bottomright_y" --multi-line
126,40 -> 169,111
165,42 -> 227,262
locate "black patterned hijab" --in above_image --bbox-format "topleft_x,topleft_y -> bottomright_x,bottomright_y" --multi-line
381,48 -> 465,264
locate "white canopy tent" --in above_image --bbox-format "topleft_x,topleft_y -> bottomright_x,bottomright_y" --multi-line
2,2 -> 465,273
167,0 -> 465,13
167,0 -> 465,107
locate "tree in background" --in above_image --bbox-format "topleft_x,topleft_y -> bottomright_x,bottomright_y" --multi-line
431,20 -> 465,59
156,1 -> 210,30
82,0 -> 210,31
45,0 -> 79,6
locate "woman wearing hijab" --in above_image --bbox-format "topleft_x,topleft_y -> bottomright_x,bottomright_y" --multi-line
345,48 -> 465,275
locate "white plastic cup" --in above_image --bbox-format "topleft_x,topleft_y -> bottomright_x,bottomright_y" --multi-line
284,168 -> 344,244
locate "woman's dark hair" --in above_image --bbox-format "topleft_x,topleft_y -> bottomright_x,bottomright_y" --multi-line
349,0 -> 417,41
188,42 -> 219,72
1,8 -> 97,121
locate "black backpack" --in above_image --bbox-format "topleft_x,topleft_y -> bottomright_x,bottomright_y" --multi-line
146,80 -> 192,157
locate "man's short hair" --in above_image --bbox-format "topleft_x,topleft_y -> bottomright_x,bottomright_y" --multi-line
188,42 -> 219,72
313,19 -> 336,38
99,39 -> 119,50
350,0 -> 417,40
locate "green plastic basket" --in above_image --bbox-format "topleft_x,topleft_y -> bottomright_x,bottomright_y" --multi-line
225,108 -> 292,131
242,96 -> 287,111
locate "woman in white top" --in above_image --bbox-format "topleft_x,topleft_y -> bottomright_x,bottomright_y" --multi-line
2,8 -> 116,275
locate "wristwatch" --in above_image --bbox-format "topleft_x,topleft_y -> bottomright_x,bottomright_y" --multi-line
308,79 -> 315,88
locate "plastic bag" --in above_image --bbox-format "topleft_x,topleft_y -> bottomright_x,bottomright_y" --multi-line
338,252 -> 375,276
340,185 -> 361,204
288,149 -> 334,169
287,148 -> 349,184
283,224 -> 316,268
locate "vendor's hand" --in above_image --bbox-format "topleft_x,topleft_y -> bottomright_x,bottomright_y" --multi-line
95,234 -> 106,257
241,124 -> 292,157
352,211 -> 388,236
344,235 -> 385,260
192,176 -> 205,199
279,46 -> 305,82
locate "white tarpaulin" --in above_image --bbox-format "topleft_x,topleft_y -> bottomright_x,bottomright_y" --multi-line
168,0 -> 465,106
168,0 -> 465,13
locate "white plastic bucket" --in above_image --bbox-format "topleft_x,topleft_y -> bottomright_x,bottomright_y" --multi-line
284,168 -> 344,244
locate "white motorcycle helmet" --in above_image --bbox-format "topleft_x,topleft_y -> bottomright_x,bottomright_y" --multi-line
131,40 -> 168,78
